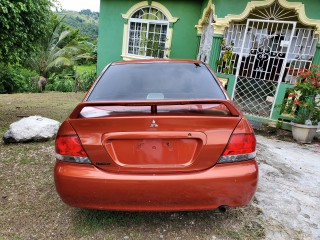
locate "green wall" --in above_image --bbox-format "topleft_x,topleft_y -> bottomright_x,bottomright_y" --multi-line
164,1 -> 203,60
97,0 -> 126,72
313,44 -> 320,65
97,0 -> 203,73
214,0 -> 261,18
287,0 -> 320,19
97,0 -> 320,73
213,0 -> 320,20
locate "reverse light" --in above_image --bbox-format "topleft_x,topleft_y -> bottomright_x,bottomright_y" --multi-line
55,135 -> 91,164
218,133 -> 256,163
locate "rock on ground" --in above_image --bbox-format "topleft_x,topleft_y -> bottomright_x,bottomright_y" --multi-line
3,116 -> 60,143
255,135 -> 320,240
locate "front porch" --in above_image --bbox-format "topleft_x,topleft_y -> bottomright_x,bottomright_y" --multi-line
197,0 -> 320,125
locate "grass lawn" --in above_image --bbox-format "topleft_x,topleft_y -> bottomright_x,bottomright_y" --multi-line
76,64 -> 96,75
0,92 -> 265,240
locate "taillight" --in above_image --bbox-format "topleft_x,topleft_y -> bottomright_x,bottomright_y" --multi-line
55,135 -> 91,164
218,133 -> 256,164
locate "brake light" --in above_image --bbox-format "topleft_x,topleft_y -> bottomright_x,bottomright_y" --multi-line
55,135 -> 91,164
223,134 -> 256,155
218,133 -> 256,164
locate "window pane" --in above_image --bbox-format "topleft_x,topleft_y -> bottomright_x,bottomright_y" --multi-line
129,21 -> 168,58
161,25 -> 167,34
88,63 -> 226,101
149,24 -> 155,32
128,8 -> 169,58
131,7 -> 168,21
132,9 -> 144,18
160,34 -> 167,42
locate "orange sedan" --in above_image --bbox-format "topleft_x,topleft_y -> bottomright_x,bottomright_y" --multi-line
54,60 -> 258,211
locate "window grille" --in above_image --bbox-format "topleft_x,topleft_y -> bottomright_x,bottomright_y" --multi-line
217,24 -> 246,75
217,23 -> 319,84
285,28 -> 318,84
128,7 -> 169,58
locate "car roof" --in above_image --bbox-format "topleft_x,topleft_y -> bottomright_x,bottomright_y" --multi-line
112,59 -> 203,65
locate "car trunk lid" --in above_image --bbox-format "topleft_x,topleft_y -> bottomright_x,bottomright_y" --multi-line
68,100 -> 242,173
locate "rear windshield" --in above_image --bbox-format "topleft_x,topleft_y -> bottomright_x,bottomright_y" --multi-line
87,62 -> 226,101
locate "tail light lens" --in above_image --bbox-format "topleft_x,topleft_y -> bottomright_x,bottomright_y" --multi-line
55,135 -> 91,164
218,133 -> 256,164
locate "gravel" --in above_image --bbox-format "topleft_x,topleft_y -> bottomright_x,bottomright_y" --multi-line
255,135 -> 320,240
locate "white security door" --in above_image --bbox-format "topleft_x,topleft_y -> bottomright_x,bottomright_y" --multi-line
232,19 -> 296,118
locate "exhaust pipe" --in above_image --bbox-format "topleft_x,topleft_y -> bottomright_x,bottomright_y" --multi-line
218,205 -> 227,213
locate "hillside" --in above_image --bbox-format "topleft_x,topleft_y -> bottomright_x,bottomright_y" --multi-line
56,9 -> 99,41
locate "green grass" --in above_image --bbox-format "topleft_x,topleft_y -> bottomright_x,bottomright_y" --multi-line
76,64 -> 96,75
72,207 -> 266,239
20,157 -> 34,164
0,92 -> 85,136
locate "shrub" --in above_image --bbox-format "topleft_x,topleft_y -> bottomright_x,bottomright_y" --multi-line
46,70 -> 75,92
78,70 -> 96,91
280,65 -> 320,125
0,63 -> 38,93
45,67 -> 96,93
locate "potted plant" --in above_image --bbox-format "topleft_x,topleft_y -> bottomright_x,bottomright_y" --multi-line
281,65 -> 320,143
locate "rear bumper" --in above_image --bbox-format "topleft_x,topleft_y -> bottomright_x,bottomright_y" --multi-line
54,160 -> 258,211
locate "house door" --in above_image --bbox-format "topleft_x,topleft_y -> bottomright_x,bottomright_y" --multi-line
232,19 -> 296,118
197,12 -> 214,64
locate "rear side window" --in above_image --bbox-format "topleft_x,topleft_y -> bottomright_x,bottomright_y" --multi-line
87,62 -> 226,101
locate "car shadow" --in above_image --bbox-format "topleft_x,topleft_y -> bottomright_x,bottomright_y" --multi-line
71,204 -> 265,239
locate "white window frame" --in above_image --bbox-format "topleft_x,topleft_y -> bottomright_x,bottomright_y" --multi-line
121,1 -> 179,61
127,12 -> 169,59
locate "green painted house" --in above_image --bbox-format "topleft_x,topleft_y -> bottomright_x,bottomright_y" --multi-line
97,0 -> 320,123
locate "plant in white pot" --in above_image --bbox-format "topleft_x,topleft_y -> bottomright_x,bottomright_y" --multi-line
281,65 -> 320,143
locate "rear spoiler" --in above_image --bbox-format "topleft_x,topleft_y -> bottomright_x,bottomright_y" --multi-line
69,100 -> 241,119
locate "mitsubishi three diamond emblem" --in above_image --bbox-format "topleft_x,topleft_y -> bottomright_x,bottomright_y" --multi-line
150,120 -> 158,128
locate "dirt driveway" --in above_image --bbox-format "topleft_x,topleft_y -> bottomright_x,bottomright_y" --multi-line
255,135 -> 320,240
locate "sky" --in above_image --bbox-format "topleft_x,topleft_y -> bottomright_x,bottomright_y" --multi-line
58,0 -> 100,12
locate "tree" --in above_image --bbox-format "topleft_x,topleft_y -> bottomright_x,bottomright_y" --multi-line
31,17 -> 93,81
0,0 -> 55,64
80,9 -> 92,15
56,10 -> 99,41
